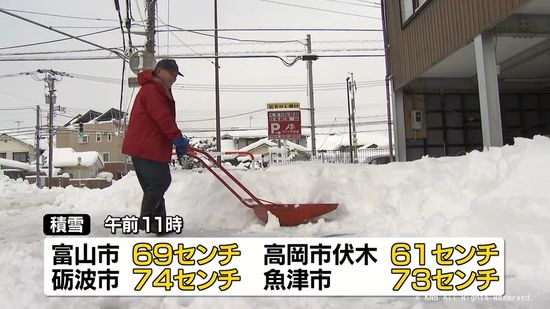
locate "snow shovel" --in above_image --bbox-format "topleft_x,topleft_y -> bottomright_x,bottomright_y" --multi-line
183,146 -> 338,226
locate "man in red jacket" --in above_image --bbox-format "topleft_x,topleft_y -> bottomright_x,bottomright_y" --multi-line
122,59 -> 188,235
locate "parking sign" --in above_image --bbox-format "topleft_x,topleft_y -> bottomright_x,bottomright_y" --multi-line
267,103 -> 301,139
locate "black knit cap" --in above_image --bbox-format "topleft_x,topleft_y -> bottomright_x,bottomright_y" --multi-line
155,59 -> 183,76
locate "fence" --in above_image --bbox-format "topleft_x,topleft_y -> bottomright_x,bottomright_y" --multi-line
266,148 -> 391,166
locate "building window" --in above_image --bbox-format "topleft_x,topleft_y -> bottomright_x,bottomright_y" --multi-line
96,134 -> 102,142
13,152 -> 28,162
401,0 -> 429,24
107,133 -> 112,142
78,135 -> 89,144
102,152 -> 110,162
0,152 -> 6,159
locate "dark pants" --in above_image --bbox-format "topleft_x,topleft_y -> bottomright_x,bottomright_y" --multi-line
132,157 -> 171,233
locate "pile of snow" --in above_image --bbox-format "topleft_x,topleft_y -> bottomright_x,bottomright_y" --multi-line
1,136 -> 550,308
96,171 -> 113,181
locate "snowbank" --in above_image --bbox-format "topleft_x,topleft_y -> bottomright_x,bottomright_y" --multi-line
1,136 -> 550,308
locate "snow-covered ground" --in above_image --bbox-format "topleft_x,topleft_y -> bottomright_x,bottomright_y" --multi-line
1,136 -> 550,308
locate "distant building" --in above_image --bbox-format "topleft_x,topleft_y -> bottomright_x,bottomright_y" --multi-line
50,148 -> 104,179
0,133 -> 40,163
56,108 -> 129,178
0,157 -> 34,179
219,130 -> 308,151
382,0 -> 550,161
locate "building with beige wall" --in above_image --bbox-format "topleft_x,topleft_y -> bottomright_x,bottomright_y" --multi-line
382,0 -> 550,161
0,133 -> 38,163
56,108 -> 130,178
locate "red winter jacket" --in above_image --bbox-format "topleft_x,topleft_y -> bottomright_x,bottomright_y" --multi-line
122,70 -> 183,163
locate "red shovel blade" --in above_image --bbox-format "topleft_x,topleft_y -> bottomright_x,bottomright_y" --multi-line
252,203 -> 338,226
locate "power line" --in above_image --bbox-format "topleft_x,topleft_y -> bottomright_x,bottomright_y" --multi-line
0,27 -> 119,51
156,19 -> 215,65
174,47 -> 384,56
320,0 -> 380,8
166,24 -> 305,44
0,9 -> 127,60
0,55 -> 124,61
0,89 -> 42,104
113,0 -> 127,51
354,0 -> 381,5
157,39 -> 383,48
259,0 -> 381,20
0,47 -> 123,56
157,27 -> 382,32
0,52 -> 385,62
177,109 -> 266,123
0,8 -> 119,21
0,107 -> 36,111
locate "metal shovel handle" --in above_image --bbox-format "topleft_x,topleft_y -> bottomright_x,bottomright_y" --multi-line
182,146 -> 264,208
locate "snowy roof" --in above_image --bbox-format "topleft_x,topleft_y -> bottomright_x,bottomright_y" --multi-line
95,108 -> 126,122
186,129 -> 310,139
0,158 -> 34,171
239,138 -> 308,153
239,138 -> 276,152
64,109 -> 126,127
315,131 -> 390,150
49,148 -> 104,168
0,133 -> 34,148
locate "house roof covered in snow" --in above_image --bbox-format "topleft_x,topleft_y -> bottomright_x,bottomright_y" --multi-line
239,138 -> 308,153
0,158 -> 34,171
315,131 -> 390,150
64,109 -> 126,127
72,110 -> 102,124
95,108 -> 126,122
0,133 -> 34,148
49,148 -> 104,168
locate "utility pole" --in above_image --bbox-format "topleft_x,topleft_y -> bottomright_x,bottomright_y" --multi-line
346,77 -> 354,163
349,73 -> 358,162
306,34 -> 317,156
38,69 -> 69,188
214,0 -> 221,155
35,105 -> 42,188
15,120 -> 23,133
45,72 -> 56,188
144,0 -> 157,69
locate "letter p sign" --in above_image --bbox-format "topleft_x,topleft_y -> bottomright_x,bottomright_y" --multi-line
270,123 -> 280,134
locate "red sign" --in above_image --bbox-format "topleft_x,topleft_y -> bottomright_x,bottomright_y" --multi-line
268,110 -> 302,139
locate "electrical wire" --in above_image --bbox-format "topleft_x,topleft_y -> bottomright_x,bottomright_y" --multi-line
157,39 -> 382,48
0,8 -> 119,22
259,0 -> 381,20
0,27 -> 119,51
0,47 -> 124,56
320,0 -> 380,8
157,27 -> 382,32
156,19 -> 215,65
177,109 -> 267,123
166,24 -> 304,45
125,0 -> 134,50
0,107 -> 36,111
113,0 -> 127,51
0,9 -> 127,61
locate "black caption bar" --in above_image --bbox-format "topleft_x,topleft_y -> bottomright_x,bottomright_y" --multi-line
43,214 -> 91,236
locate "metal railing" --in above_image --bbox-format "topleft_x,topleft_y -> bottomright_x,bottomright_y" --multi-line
266,148 -> 391,166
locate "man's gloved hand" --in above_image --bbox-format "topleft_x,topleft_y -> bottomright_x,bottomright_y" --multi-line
173,136 -> 189,157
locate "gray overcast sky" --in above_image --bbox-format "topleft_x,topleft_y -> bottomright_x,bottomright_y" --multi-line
0,0 -> 386,140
